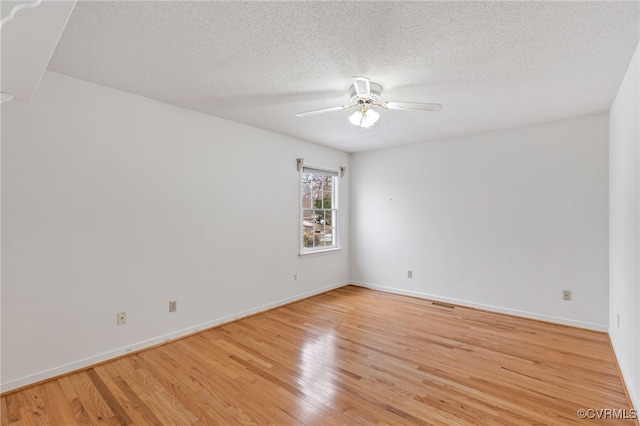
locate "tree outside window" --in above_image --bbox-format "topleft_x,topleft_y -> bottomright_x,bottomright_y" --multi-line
301,169 -> 337,251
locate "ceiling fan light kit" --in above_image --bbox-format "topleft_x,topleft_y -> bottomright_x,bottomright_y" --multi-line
349,107 -> 379,128
295,76 -> 442,128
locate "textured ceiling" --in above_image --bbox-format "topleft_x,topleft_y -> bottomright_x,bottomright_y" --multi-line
1,0 -> 75,102
48,1 -> 639,153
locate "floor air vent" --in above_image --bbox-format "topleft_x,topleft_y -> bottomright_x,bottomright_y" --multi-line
432,302 -> 455,310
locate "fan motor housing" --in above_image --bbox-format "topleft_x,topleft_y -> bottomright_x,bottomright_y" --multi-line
349,82 -> 382,103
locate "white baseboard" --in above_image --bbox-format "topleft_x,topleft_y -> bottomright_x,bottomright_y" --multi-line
620,362 -> 639,411
350,281 -> 608,332
608,332 -> 640,411
1,281 -> 348,393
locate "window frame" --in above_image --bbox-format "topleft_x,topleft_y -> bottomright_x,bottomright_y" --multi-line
299,165 -> 340,256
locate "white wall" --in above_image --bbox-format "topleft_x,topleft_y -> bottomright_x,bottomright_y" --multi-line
0,71 -> 350,391
609,42 -> 639,409
350,114 -> 609,330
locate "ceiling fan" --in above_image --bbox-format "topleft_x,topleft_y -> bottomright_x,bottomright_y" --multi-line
295,76 -> 442,128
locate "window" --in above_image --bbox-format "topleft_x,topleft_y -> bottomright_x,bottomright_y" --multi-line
301,166 -> 338,253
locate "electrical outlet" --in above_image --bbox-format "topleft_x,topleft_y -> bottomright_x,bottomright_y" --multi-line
408,270 -> 413,278
294,274 -> 298,282
169,300 -> 177,313
562,290 -> 571,301
617,313 -> 620,328
117,312 -> 126,325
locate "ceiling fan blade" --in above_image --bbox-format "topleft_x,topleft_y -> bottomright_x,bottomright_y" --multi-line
294,104 -> 356,117
353,76 -> 371,100
383,101 -> 442,112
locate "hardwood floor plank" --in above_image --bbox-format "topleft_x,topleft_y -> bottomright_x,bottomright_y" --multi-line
2,286 -> 634,425
56,377 -> 94,425
18,406 -> 39,426
132,351 -> 219,424
110,373 -> 165,425
85,369 -> 132,426
20,386 -> 52,425
67,372 -> 118,425
40,381 -> 81,425
1,393 -> 20,425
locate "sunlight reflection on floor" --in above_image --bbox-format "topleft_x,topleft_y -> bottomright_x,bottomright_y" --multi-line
297,329 -> 338,416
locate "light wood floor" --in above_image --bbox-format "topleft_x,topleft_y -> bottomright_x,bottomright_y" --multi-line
1,286 -> 634,425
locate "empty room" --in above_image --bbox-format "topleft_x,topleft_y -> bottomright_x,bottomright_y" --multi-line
1,1 -> 639,424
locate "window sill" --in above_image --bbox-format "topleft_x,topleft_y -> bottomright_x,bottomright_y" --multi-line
299,247 -> 343,258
